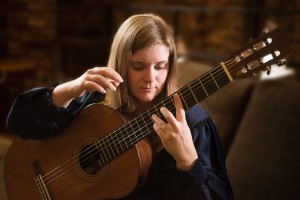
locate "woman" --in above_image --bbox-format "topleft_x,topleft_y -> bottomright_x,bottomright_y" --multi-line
6,13 -> 233,199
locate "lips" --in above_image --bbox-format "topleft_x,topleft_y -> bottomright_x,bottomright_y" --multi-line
140,87 -> 155,93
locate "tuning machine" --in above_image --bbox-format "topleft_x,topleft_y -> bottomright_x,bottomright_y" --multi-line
277,59 -> 287,66
266,66 -> 271,75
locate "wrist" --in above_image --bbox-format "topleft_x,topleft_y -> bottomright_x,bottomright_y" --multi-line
176,156 -> 198,171
52,82 -> 76,108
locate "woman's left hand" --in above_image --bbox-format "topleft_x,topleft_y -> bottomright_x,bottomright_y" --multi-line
152,93 -> 198,171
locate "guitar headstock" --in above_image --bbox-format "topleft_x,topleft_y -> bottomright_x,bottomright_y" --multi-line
227,28 -> 293,80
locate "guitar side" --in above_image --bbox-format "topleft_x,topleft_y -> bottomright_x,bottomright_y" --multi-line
4,104 -> 153,200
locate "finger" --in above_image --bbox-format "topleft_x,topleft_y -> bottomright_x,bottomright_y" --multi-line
160,107 -> 178,128
152,114 -> 166,127
91,67 -> 123,83
110,80 -> 121,87
83,80 -> 107,94
153,123 -> 163,137
152,114 -> 165,136
173,93 -> 186,122
89,74 -> 118,91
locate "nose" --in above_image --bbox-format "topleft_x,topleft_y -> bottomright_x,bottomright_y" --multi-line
144,66 -> 156,83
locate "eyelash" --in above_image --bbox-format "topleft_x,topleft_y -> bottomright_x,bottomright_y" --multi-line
132,64 -> 166,71
156,64 -> 166,69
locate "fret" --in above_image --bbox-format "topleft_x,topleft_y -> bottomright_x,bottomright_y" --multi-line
141,114 -> 151,133
212,67 -> 231,88
110,133 -> 120,158
98,159 -> 104,167
103,136 -> 114,160
209,72 -> 220,89
146,109 -> 154,127
113,132 -> 121,155
128,120 -> 139,146
132,117 -> 148,142
153,104 -> 163,119
163,96 -> 176,116
116,129 -> 127,153
198,78 -> 208,97
124,124 -> 134,147
94,143 -> 106,166
108,134 -> 118,158
116,131 -> 124,154
187,79 -> 207,103
98,153 -> 106,166
200,73 -> 218,95
117,126 -> 129,151
95,140 -> 109,163
177,92 -> 189,110
134,117 -> 145,136
188,84 -> 199,106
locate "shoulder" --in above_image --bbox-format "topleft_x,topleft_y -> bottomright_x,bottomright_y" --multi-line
185,104 -> 211,128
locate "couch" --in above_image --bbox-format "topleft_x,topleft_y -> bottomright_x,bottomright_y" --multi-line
178,60 -> 300,200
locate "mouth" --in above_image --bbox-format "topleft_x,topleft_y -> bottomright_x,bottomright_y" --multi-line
140,87 -> 155,92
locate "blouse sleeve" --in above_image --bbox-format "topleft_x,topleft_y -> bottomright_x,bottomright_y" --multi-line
153,105 -> 234,200
6,87 -> 104,140
185,105 -> 233,200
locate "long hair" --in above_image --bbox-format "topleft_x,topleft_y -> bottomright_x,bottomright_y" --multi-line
106,13 -> 178,113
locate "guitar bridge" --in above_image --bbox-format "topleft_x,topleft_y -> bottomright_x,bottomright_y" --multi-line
33,159 -> 52,200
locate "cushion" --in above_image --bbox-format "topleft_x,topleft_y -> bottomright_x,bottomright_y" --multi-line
226,78 -> 300,200
201,78 -> 256,154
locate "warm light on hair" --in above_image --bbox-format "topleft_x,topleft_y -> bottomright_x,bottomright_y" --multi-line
106,13 -> 178,113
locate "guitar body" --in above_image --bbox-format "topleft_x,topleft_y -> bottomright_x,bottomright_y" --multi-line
4,103 -> 153,200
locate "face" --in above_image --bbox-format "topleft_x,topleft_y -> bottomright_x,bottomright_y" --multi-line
127,44 -> 170,108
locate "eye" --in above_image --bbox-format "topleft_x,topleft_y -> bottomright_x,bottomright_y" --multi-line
131,63 -> 144,70
155,63 -> 167,70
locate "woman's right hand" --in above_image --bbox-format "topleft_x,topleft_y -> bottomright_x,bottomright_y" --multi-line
52,67 -> 123,108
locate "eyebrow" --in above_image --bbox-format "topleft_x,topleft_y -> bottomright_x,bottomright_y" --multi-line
131,60 -> 168,64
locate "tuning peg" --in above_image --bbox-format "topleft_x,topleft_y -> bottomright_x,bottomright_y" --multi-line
251,46 -> 257,51
266,66 -> 271,75
277,59 -> 287,66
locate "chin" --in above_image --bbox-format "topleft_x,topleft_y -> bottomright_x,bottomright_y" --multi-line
138,95 -> 156,103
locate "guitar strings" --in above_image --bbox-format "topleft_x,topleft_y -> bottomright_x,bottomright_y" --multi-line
39,57 -> 240,193
41,57 -> 238,193
40,57 -> 238,192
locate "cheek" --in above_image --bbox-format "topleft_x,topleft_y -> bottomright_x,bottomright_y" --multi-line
126,70 -> 137,90
157,70 -> 169,85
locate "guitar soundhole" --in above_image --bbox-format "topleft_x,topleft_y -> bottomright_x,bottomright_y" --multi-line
79,145 -> 101,175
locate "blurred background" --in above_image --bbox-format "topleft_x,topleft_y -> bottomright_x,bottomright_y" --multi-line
0,0 -> 299,130
0,0 -> 300,200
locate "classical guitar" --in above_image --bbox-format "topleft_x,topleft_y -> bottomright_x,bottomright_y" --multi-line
4,28 -> 292,200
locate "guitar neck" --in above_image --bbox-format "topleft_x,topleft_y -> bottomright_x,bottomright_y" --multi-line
94,64 -> 232,166
175,64 -> 232,110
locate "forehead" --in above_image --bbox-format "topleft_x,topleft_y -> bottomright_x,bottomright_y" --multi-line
131,44 -> 170,63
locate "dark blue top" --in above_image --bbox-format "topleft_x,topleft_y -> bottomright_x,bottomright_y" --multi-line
6,87 -> 233,200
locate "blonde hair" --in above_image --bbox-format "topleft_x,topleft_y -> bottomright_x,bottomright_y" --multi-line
106,13 -> 178,113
